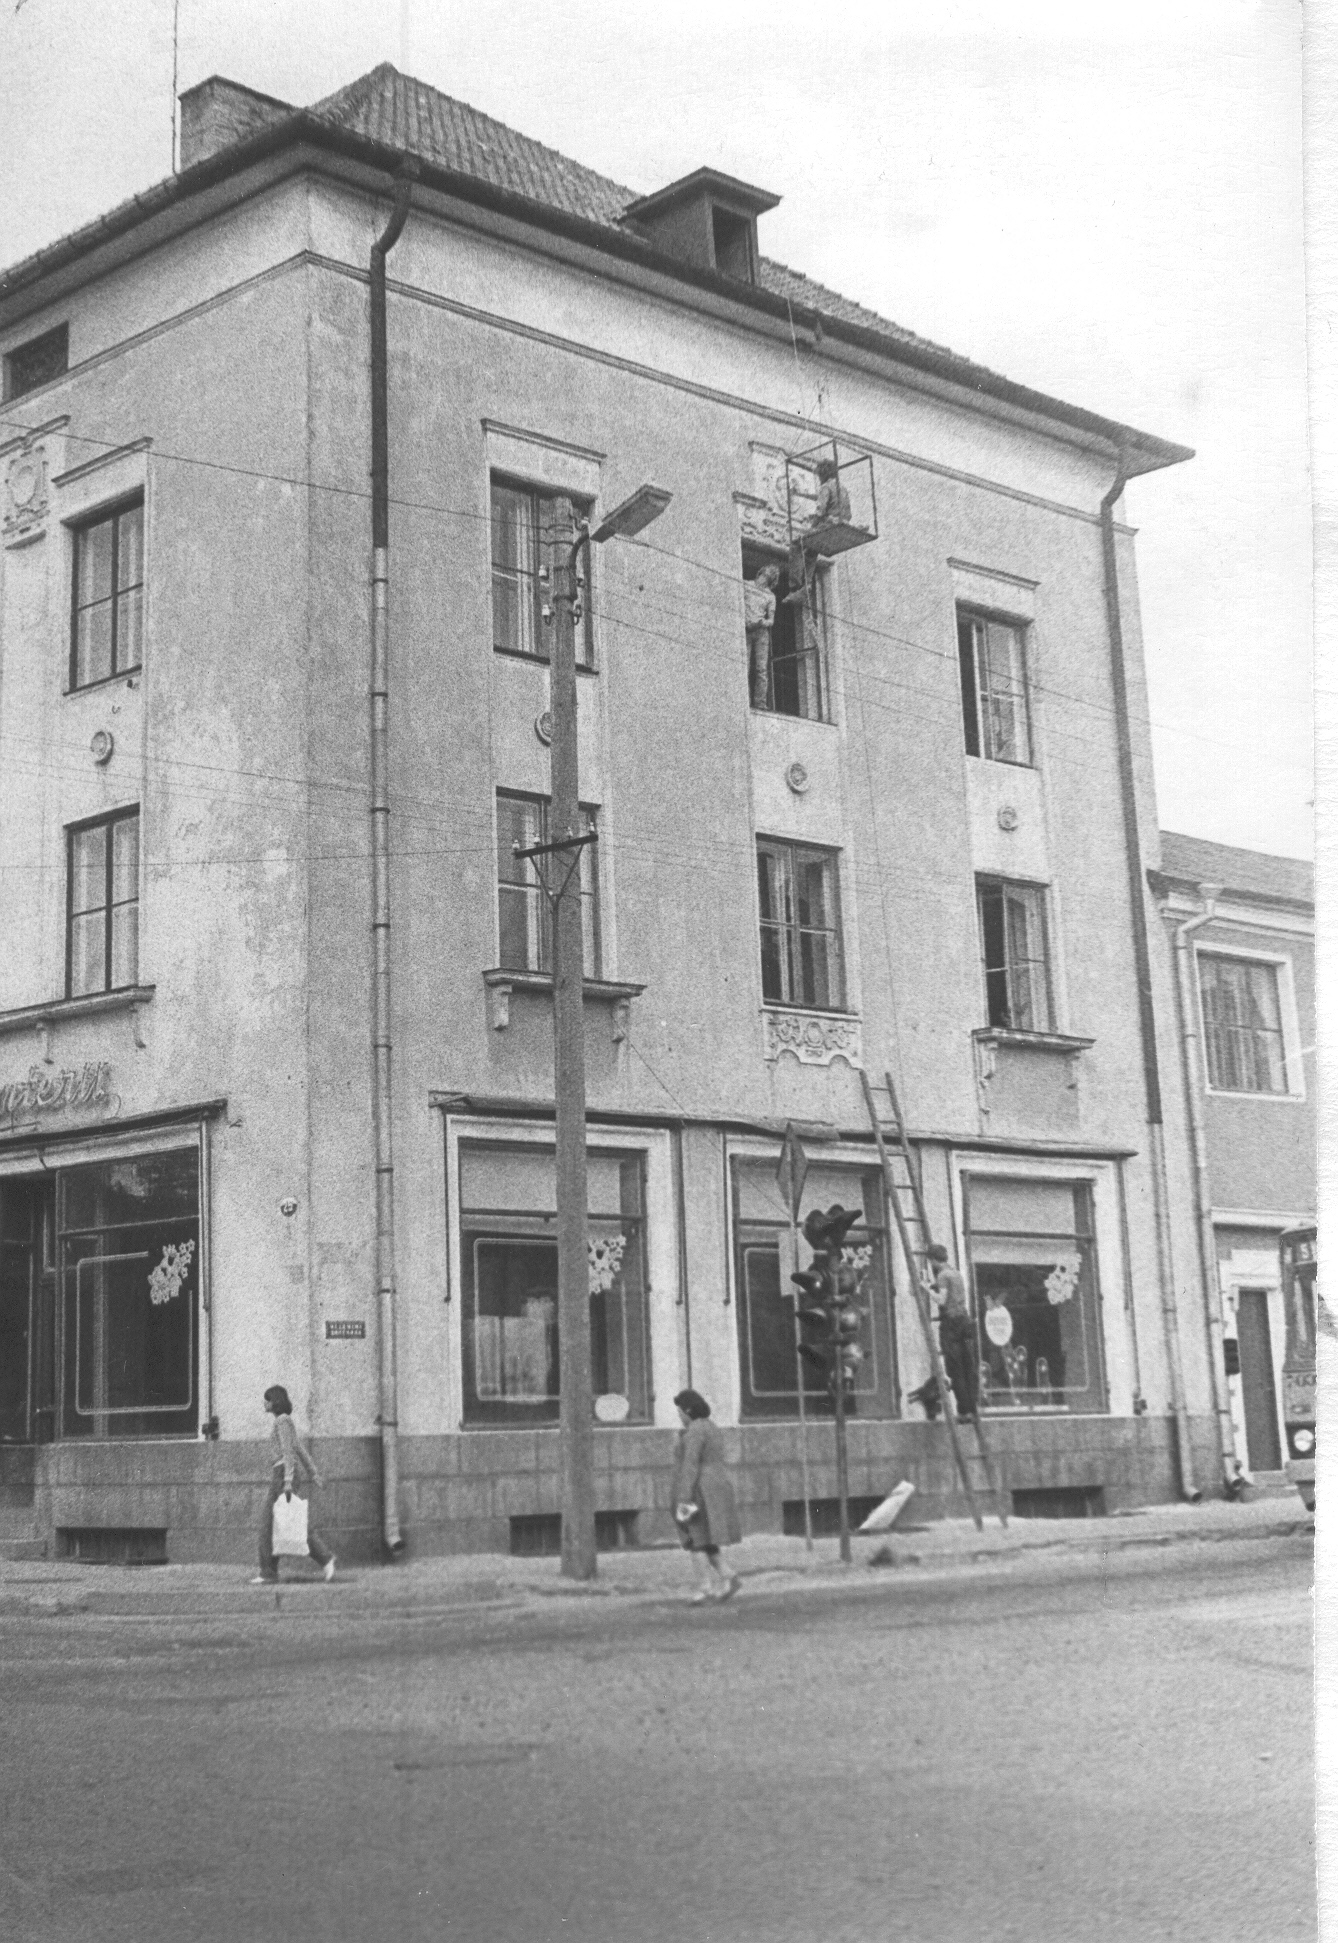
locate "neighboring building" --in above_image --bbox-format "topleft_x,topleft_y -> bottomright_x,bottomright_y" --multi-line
1151,833 -> 1316,1484
0,66 -> 1221,1561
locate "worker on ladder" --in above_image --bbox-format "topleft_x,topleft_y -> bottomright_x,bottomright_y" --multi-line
923,1243 -> 978,1423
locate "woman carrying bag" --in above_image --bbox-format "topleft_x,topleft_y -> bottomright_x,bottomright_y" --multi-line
671,1389 -> 742,1604
252,1385 -> 336,1584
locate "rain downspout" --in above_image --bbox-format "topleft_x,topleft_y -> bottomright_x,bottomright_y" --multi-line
1166,883 -> 1243,1493
1100,453 -> 1200,1501
370,163 -> 416,1555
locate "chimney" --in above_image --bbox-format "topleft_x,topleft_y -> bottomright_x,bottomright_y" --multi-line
179,77 -> 293,170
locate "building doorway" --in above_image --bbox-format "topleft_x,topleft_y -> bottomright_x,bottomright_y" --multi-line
0,1178 -> 57,1445
1236,1287 -> 1282,1472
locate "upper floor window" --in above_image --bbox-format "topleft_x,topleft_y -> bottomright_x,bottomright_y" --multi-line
67,808 -> 139,998
491,476 -> 594,667
71,499 -> 144,690
958,609 -> 1031,764
1199,954 -> 1288,1094
978,876 -> 1052,1032
757,839 -> 844,1010
742,544 -> 825,720
496,791 -> 599,978
2,324 -> 68,402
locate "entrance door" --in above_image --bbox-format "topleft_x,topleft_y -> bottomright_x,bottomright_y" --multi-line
0,1179 -> 56,1444
1236,1288 -> 1282,1472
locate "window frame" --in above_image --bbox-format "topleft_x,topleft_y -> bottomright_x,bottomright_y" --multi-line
756,837 -> 846,1013
490,472 -> 596,669
957,606 -> 1033,767
495,789 -> 600,979
1196,948 -> 1300,1099
66,806 -> 140,1000
741,542 -> 828,722
976,874 -> 1054,1033
2,323 -> 69,402
68,495 -> 145,692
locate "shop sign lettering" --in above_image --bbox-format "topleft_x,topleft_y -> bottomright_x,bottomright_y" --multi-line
0,1061 -> 114,1126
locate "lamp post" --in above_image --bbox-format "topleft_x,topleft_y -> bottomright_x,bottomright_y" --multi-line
543,484 -> 671,1581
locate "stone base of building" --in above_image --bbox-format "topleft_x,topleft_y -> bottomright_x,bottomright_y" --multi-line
0,1416 -> 1225,1564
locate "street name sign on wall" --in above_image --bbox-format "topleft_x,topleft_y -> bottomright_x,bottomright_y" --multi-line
325,1320 -> 366,1341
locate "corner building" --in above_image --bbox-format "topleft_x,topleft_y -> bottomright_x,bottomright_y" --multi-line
0,67 -> 1220,1560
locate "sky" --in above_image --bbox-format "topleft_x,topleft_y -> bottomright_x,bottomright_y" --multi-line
0,0 -> 1314,860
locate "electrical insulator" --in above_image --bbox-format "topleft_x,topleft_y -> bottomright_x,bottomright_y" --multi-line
542,604 -> 553,625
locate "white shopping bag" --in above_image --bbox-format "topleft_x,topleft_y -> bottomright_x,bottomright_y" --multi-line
271,1492 -> 310,1557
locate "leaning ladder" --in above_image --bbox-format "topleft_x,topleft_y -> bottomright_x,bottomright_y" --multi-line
858,1067 -> 1008,1531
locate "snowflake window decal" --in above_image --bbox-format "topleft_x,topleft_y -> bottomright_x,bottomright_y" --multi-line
1044,1259 -> 1080,1307
587,1234 -> 626,1296
148,1239 -> 195,1307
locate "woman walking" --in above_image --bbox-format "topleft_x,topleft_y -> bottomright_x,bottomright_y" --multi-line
253,1385 -> 336,1584
671,1389 -> 742,1604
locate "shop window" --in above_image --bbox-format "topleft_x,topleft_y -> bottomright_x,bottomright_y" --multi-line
67,807 -> 140,998
58,1148 -> 200,1439
490,475 -> 594,666
732,1159 -> 897,1420
977,876 -> 1052,1032
741,542 -> 826,720
458,1142 -> 651,1427
757,839 -> 844,1010
1198,954 -> 1289,1094
70,498 -> 144,689
496,791 -> 599,978
958,609 -> 1032,765
963,1175 -> 1107,1414
2,323 -> 68,402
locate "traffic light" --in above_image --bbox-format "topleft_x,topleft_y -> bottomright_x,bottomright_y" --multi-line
790,1205 -> 868,1406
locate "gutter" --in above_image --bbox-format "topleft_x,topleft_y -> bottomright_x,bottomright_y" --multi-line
1100,455 -> 1201,1500
369,162 -> 417,1556
1165,883 -> 1244,1494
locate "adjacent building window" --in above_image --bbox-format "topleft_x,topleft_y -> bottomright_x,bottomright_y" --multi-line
958,609 -> 1032,764
757,840 -> 844,1010
491,476 -> 594,666
1199,954 -> 1288,1094
741,543 -> 826,720
963,1175 -> 1107,1414
2,323 -> 68,402
67,808 -> 139,998
70,499 -> 144,689
59,1148 -> 200,1438
496,792 -> 599,978
977,877 -> 1052,1032
458,1142 -> 651,1426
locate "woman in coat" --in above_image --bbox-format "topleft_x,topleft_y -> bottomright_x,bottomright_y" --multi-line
252,1385 -> 336,1584
671,1389 -> 742,1603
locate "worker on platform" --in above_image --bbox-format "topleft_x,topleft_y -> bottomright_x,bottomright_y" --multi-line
923,1242 -> 979,1422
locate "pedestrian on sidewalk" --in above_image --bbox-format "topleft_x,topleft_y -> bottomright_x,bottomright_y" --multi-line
924,1244 -> 980,1422
671,1389 -> 742,1604
252,1385 -> 336,1585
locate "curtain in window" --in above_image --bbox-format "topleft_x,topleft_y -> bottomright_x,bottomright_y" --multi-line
1200,957 -> 1287,1093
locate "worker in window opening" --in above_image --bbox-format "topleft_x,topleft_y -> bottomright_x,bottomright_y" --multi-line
923,1243 -> 979,1422
743,562 -> 780,709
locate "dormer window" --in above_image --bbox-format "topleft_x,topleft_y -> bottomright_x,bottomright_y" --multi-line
623,169 -> 778,285
712,207 -> 755,282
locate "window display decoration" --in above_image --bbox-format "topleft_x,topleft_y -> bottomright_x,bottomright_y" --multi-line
588,1232 -> 626,1294
148,1238 -> 195,1306
1044,1259 -> 1080,1306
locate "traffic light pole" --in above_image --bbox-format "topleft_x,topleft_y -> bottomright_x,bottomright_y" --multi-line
833,1346 -> 852,1564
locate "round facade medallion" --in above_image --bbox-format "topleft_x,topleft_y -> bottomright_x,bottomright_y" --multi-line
90,729 -> 115,766
786,762 -> 810,795
535,710 -> 554,745
997,805 -> 1019,832
279,1197 -> 298,1218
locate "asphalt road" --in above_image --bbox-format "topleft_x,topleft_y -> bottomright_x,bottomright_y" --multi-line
0,1533 -> 1313,1943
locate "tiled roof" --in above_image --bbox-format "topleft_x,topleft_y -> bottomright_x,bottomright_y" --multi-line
1158,831 -> 1314,908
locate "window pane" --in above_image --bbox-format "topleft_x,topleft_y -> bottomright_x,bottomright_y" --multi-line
958,615 -> 982,756
69,911 -> 106,996
977,618 -> 1030,764
115,586 -> 143,670
1200,957 -> 1287,1093
74,600 -> 113,687
497,795 -> 541,885
111,814 -> 139,902
77,519 -> 114,606
70,825 -> 107,916
498,883 -> 542,971
491,484 -> 539,658
116,504 -> 144,591
966,1179 -> 1105,1413
110,902 -> 138,989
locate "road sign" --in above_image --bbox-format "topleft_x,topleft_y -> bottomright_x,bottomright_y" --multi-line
776,1123 -> 809,1222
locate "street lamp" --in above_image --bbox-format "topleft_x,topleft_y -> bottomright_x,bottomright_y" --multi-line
541,483 -> 671,1581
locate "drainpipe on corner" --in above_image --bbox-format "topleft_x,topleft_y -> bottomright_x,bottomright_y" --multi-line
369,162 -> 417,1556
1100,454 -> 1201,1501
1167,883 -> 1244,1494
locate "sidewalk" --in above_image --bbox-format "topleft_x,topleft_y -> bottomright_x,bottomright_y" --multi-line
0,1491 -> 1310,1623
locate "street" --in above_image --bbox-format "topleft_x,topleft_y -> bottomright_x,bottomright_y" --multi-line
0,1531 -> 1313,1943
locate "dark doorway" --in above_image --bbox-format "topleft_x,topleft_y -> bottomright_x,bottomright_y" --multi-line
1236,1289 -> 1282,1471
0,1178 -> 56,1445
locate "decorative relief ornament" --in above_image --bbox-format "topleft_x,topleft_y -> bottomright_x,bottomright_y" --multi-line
785,762 -> 810,795
763,1009 -> 862,1068
534,711 -> 554,745
3,440 -> 50,545
90,729 -> 114,766
148,1239 -> 195,1306
997,805 -> 1019,831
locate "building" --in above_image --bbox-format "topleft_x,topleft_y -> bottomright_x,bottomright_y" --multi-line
0,66 -> 1224,1562
1151,833 -> 1316,1486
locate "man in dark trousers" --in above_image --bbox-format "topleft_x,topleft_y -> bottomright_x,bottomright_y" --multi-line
923,1243 -> 979,1422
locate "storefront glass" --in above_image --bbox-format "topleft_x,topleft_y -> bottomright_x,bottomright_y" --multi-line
963,1175 -> 1106,1413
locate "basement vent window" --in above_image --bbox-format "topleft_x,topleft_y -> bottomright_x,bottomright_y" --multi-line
508,1511 -> 640,1556
3,324 -> 68,402
56,1526 -> 168,1565
1010,1486 -> 1106,1520
782,1497 -> 885,1538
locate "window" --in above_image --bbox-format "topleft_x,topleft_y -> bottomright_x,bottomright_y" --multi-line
67,809 -> 139,998
958,609 -> 1032,764
58,1149 -> 200,1438
732,1160 -> 897,1420
496,792 -> 599,978
757,840 -> 844,1010
459,1142 -> 651,1426
741,543 -> 825,720
2,324 -> 68,402
491,476 -> 594,666
70,499 -> 144,689
963,1175 -> 1107,1414
977,877 -> 1052,1032
1199,954 -> 1288,1094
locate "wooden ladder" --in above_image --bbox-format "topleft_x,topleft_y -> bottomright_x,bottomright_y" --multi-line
858,1067 -> 1008,1531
